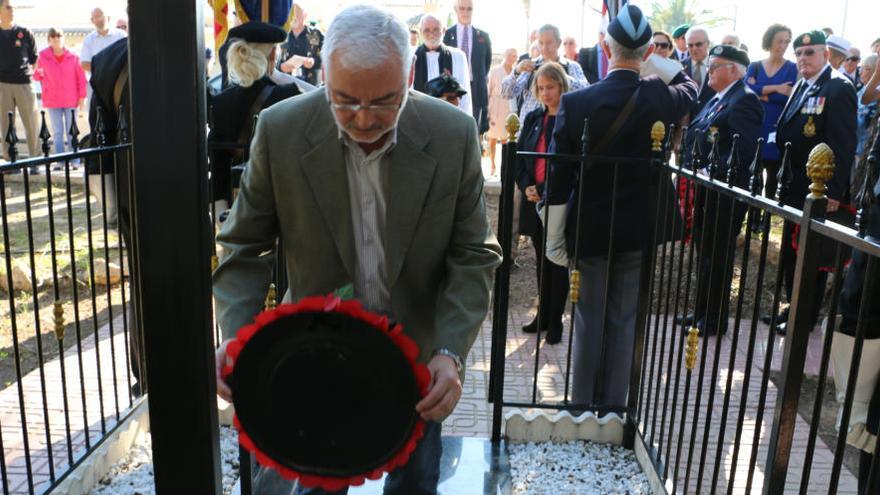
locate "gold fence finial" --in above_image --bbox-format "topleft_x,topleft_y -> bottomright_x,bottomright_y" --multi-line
685,327 -> 700,370
569,269 -> 580,303
505,113 -> 521,143
211,255 -> 219,272
807,143 -> 835,199
651,121 -> 666,153
265,283 -> 277,310
53,300 -> 65,341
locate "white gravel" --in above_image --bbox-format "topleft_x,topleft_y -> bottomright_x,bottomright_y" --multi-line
508,440 -> 651,495
90,426 -> 241,495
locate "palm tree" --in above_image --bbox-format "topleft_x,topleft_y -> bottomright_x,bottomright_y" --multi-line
649,0 -> 731,34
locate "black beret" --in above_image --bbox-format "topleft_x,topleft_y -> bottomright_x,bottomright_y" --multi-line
709,44 -> 750,67
228,21 -> 287,44
793,30 -> 827,49
425,73 -> 468,98
607,5 -> 653,50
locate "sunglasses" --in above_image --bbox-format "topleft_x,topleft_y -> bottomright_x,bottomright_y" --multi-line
457,6 -> 473,11
794,48 -> 817,57
687,41 -> 706,49
846,56 -> 861,62
653,42 -> 672,50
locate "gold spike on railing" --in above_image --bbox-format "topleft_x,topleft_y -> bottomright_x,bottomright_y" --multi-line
569,269 -> 580,303
685,327 -> 700,370
651,121 -> 666,152
211,255 -> 219,272
505,113 -> 521,143
53,300 -> 65,341
265,283 -> 277,310
807,143 -> 835,199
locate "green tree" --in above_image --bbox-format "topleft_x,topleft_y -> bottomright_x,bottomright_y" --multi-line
649,0 -> 730,34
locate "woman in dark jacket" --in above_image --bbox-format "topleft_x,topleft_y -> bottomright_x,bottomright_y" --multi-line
209,22 -> 301,218
515,62 -> 570,344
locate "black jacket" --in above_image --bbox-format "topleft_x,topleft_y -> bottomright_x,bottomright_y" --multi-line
547,69 -> 698,259
444,25 -> 492,131
776,65 -> 857,208
208,76 -> 300,202
683,80 -> 764,189
515,106 -> 555,236
576,45 -> 601,84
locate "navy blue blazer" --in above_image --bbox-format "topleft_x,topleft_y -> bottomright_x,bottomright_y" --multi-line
683,79 -> 764,189
683,58 -> 717,118
444,25 -> 492,128
576,45 -> 601,84
547,69 -> 698,259
776,65 -> 857,207
516,106 -> 555,236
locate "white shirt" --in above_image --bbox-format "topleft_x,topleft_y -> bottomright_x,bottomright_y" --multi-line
424,46 -> 472,116
80,28 -> 127,64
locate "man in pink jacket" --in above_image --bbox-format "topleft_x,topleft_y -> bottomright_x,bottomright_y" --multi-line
34,27 -> 87,155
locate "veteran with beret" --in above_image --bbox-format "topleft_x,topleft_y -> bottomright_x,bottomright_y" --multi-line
773,30 -> 857,335
679,44 -> 764,336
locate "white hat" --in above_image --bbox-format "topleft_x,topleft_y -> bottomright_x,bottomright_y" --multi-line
826,35 -> 852,56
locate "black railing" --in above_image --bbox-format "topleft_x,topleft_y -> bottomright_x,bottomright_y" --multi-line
489,114 -> 880,494
0,110 -> 140,494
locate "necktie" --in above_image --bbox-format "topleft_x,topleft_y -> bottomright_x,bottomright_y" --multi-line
461,26 -> 471,80
784,81 -> 807,121
693,61 -> 703,89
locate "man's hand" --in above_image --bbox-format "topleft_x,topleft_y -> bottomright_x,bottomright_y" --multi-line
415,355 -> 462,422
302,57 -> 315,69
215,338 -> 234,402
525,185 -> 540,203
516,59 -> 536,74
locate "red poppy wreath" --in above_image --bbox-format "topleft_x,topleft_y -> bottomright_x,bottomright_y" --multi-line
222,294 -> 432,491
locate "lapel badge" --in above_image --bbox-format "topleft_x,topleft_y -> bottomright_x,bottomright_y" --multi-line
802,34 -> 811,45
803,116 -> 817,138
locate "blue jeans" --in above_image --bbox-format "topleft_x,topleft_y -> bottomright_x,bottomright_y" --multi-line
251,421 -> 442,495
47,107 -> 74,155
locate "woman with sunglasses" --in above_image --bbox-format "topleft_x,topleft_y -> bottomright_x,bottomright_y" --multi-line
33,28 -> 86,156
652,31 -> 675,59
743,24 -> 797,200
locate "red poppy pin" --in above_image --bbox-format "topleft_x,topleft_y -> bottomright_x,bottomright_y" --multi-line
16,31 -> 24,39
222,292 -> 431,492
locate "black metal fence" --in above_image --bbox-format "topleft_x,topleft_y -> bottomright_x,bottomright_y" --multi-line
0,110 -> 140,494
489,115 -> 880,494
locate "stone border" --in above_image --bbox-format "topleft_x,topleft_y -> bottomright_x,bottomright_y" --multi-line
50,398 -> 150,495
503,409 -> 625,445
633,432 -> 668,495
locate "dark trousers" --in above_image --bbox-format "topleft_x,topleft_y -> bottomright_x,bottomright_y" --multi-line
529,225 -> 569,330
780,220 -> 830,328
693,189 -> 748,328
251,421 -> 443,494
763,159 -> 781,201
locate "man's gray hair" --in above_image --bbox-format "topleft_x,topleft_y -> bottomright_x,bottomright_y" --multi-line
323,5 -> 411,81
733,62 -> 747,77
605,35 -> 650,62
538,24 -> 561,43
419,13 -> 441,30
686,26 -> 709,41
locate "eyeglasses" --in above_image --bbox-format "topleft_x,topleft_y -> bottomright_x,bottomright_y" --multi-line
331,102 -> 402,115
794,48 -> 817,57
563,41 -> 575,45
687,41 -> 706,49
457,6 -> 473,11
653,42 -> 672,50
846,56 -> 861,62
707,62 -> 735,73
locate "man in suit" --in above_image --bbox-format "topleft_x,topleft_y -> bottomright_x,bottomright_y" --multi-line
213,6 -> 501,493
683,27 -> 715,118
774,30 -> 857,335
444,0 -> 492,133
577,32 -> 604,84
543,5 -> 697,409
414,14 -> 472,116
672,24 -> 690,62
678,45 -> 764,336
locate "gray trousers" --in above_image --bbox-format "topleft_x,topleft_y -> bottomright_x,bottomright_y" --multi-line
0,82 -> 40,159
571,250 -> 642,409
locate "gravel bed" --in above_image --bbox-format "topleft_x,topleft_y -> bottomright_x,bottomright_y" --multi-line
509,440 -> 651,495
90,426 -> 241,494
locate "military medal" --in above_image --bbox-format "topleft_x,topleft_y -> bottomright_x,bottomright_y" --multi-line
803,116 -> 816,138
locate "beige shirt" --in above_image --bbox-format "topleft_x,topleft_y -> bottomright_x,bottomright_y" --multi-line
339,128 -> 397,314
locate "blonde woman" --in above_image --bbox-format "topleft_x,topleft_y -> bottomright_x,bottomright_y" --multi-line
209,22 -> 301,215
515,62 -> 571,344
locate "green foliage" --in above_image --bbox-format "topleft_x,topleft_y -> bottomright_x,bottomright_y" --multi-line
649,0 -> 731,34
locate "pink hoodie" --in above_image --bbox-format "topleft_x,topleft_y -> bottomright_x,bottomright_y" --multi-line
33,47 -> 87,109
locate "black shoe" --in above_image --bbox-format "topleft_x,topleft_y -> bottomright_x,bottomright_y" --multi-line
761,307 -> 789,325
545,325 -> 563,344
675,313 -> 697,326
522,319 -> 539,334
775,322 -> 787,336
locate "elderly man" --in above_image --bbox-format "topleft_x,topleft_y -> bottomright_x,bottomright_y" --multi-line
213,5 -> 501,494
577,32 -> 604,83
721,33 -> 740,47
0,0 -> 40,161
678,44 -> 764,336
843,47 -> 862,89
444,0 -> 492,133
683,26 -> 715,117
413,14 -> 472,116
563,36 -> 578,61
543,5 -> 697,408
80,7 -> 126,74
501,23 -> 588,129
278,4 -> 323,86
773,30 -> 857,335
